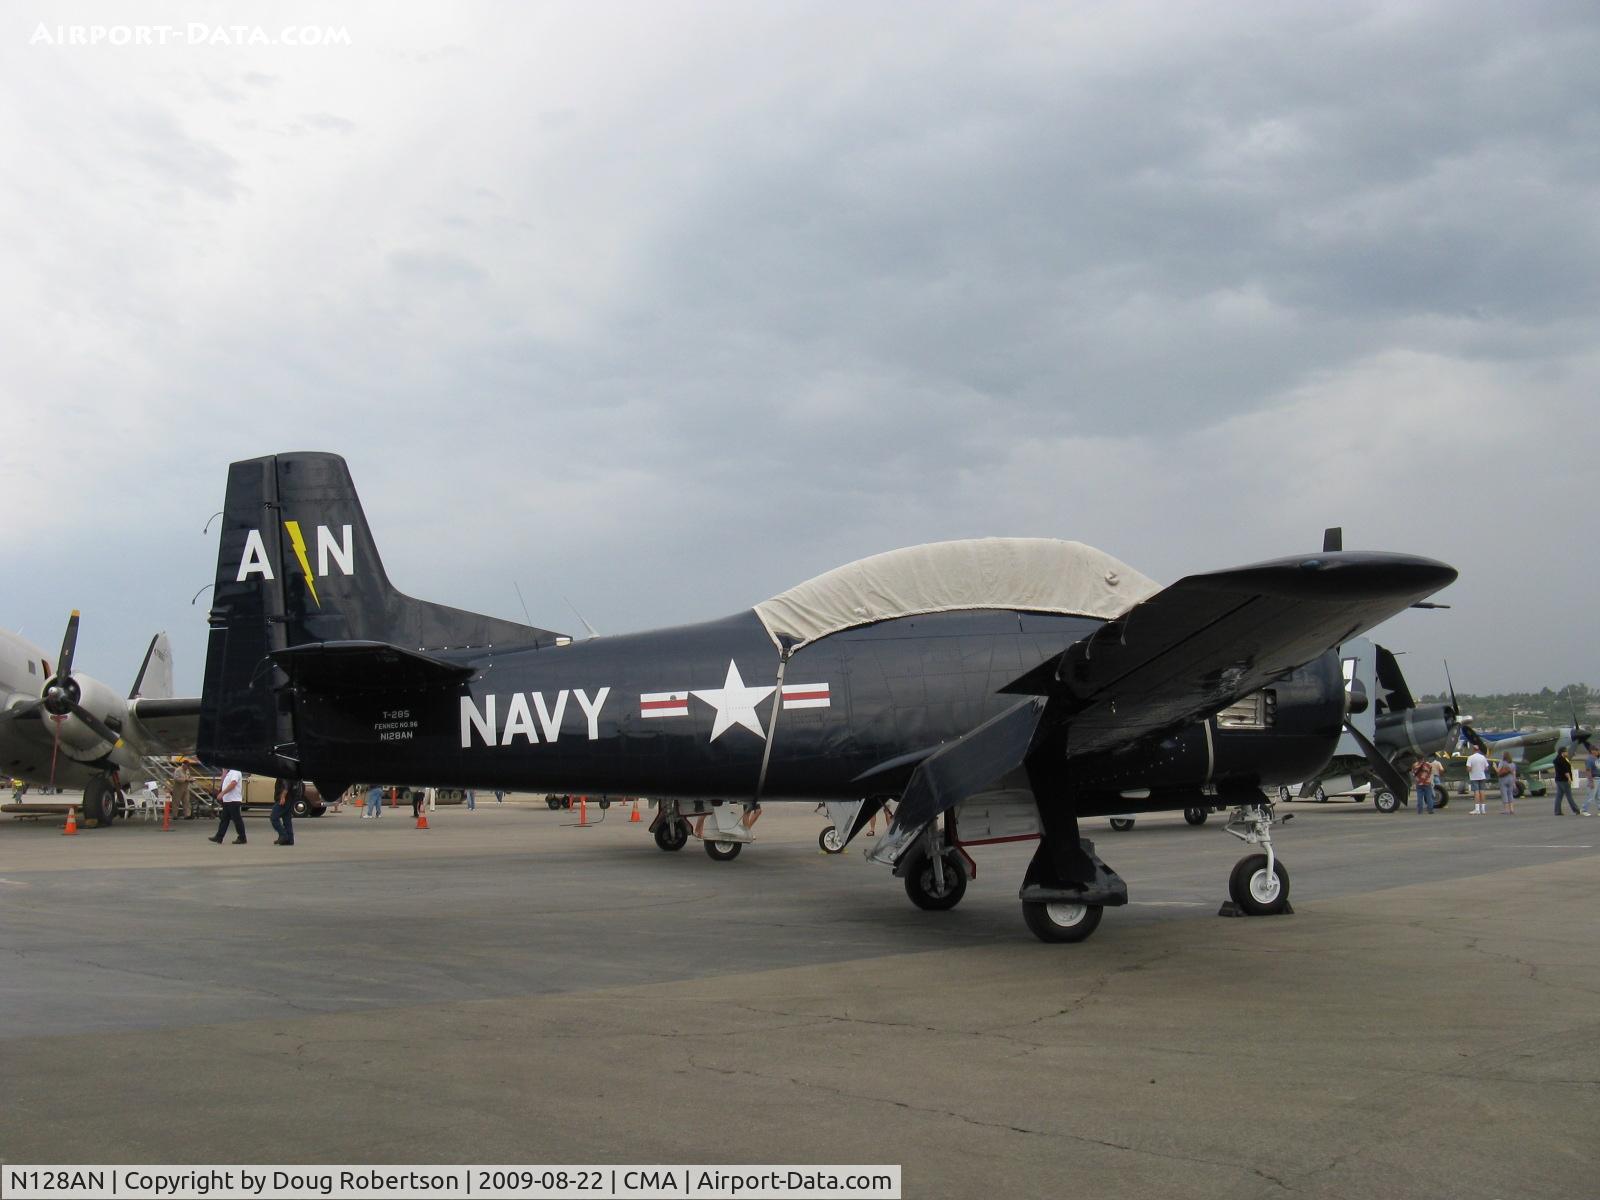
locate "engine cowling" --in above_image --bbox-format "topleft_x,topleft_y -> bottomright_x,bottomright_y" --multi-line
40,672 -> 130,759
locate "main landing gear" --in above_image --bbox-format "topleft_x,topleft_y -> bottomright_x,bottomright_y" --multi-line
1221,799 -> 1292,916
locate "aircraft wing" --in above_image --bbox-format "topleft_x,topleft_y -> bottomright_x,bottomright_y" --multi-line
873,551 -> 1456,861
127,697 -> 202,755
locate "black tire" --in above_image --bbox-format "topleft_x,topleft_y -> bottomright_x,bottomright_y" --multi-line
1373,790 -> 1400,814
1434,794 -> 1449,809
1228,853 -> 1291,915
1022,900 -> 1104,943
83,777 -> 117,826
291,796 -> 310,818
1315,787 -> 1328,802
704,838 -> 742,862
1183,807 -> 1208,826
1277,785 -> 1293,803
653,819 -> 689,851
598,798 -> 611,810
1109,817 -> 1135,832
1515,779 -> 1526,798
818,825 -> 845,854
903,849 -> 968,911
546,796 -> 562,810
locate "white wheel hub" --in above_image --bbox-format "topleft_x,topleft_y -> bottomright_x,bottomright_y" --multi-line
1044,902 -> 1087,927
1249,869 -> 1280,904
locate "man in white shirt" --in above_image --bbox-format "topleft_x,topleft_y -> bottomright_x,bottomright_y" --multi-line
1466,748 -> 1491,815
207,767 -> 247,844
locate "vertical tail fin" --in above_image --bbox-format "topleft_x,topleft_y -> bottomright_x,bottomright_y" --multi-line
198,451 -> 561,772
130,632 -> 174,699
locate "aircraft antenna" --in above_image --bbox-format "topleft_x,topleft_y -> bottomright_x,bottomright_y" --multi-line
512,581 -> 536,629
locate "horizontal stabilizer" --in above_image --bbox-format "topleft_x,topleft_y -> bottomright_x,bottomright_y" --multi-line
271,641 -> 475,691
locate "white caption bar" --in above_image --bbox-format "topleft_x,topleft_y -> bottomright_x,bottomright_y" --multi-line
2,1165 -> 901,1200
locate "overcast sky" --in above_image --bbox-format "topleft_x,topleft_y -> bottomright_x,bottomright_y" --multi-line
2,1 -> 1596,703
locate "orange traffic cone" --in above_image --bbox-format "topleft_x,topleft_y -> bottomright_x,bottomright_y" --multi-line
63,807 -> 78,836
578,796 -> 589,827
629,799 -> 641,823
162,798 -> 173,832
416,810 -> 430,830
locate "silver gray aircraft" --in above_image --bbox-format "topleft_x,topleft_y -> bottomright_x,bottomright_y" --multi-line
0,616 -> 200,822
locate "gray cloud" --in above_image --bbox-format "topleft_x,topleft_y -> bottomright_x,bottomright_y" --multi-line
0,0 -> 1596,696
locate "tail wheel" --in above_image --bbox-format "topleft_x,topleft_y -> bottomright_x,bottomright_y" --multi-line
818,825 -> 845,854
904,849 -> 968,911
1022,900 -> 1104,943
1183,807 -> 1208,826
653,819 -> 689,851
1228,853 -> 1291,915
704,838 -> 742,862
1373,790 -> 1400,813
1109,817 -> 1135,832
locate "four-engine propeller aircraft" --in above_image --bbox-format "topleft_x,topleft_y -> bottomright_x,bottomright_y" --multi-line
198,453 -> 1456,942
1,619 -> 201,823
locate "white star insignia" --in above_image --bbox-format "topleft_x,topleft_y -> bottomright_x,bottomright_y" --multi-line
692,660 -> 776,742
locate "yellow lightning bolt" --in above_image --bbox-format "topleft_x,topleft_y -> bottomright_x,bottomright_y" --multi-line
283,520 -> 321,607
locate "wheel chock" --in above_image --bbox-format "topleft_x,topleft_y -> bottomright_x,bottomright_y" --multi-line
1217,900 -> 1295,918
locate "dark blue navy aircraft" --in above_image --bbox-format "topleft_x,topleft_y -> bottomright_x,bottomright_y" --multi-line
199,453 -> 1455,942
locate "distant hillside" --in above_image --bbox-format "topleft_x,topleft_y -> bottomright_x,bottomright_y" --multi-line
1413,684 -> 1598,732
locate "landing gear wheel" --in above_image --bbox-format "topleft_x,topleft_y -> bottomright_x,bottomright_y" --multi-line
704,838 -> 742,862
1022,900 -> 1104,943
653,819 -> 689,851
1434,794 -> 1449,809
818,825 -> 845,854
83,777 -> 117,826
546,796 -> 562,810
1184,807 -> 1208,826
1514,779 -> 1527,798
1109,817 -> 1135,832
1373,790 -> 1399,814
1228,853 -> 1291,915
598,798 -> 611,810
1315,787 -> 1328,803
292,796 -> 310,818
903,849 -> 968,911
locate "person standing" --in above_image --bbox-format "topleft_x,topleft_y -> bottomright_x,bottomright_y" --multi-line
410,786 -> 425,820
270,777 -> 298,845
208,767 -> 246,844
494,789 -> 505,804
1581,746 -> 1600,815
170,759 -> 194,820
1466,746 -> 1491,814
1496,752 -> 1517,814
1411,758 -> 1435,814
465,789 -> 476,811
1552,747 -> 1581,815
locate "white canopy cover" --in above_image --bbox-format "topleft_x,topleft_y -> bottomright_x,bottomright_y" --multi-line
753,537 -> 1161,649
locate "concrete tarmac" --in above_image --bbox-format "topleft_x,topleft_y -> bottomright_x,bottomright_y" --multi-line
3,796 -> 1597,1198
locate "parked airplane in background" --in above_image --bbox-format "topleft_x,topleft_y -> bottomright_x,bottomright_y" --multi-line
1,618 -> 201,823
198,453 -> 1455,942
1295,637 -> 1461,812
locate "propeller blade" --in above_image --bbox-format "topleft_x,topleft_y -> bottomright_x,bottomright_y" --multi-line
1444,660 -> 1459,713
56,611 -> 81,683
1343,718 -> 1411,801
1322,527 -> 1343,553
67,701 -> 124,749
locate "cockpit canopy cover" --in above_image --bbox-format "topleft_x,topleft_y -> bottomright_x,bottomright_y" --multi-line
753,537 -> 1161,650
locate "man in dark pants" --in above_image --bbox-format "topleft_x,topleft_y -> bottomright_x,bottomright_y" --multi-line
1553,748 -> 1580,816
207,767 -> 246,844
270,777 -> 299,845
